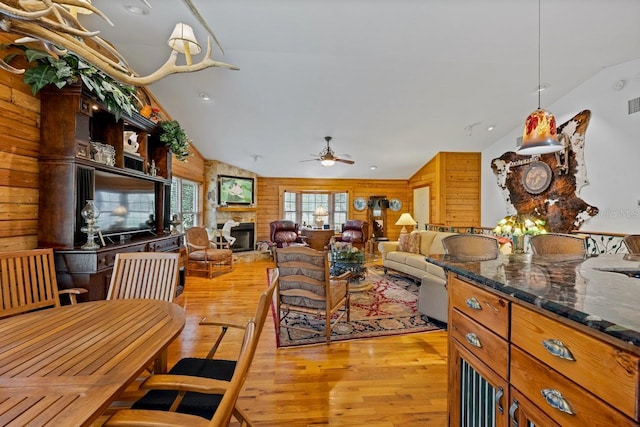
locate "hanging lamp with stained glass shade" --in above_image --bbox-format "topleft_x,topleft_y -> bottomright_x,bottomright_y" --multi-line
517,0 -> 564,156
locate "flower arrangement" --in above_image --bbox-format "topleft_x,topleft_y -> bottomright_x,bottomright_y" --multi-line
331,242 -> 364,262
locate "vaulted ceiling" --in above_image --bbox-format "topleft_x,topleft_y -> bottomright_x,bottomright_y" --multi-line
83,0 -> 640,178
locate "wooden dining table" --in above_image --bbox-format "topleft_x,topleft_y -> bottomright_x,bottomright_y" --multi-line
0,299 -> 185,426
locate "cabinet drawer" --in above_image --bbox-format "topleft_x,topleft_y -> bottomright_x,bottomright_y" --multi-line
511,347 -> 637,426
512,304 -> 639,420
97,244 -> 147,270
450,309 -> 508,379
149,236 -> 181,252
449,274 -> 509,339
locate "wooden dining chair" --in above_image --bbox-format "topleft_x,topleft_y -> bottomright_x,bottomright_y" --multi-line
529,233 -> 588,255
104,269 -> 279,427
107,252 -> 180,302
275,245 -> 350,344
0,248 -> 86,319
623,234 -> 640,255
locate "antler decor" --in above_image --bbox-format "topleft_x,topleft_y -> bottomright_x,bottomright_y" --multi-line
0,0 -> 239,85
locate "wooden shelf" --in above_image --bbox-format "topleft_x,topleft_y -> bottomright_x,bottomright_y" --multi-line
217,206 -> 257,212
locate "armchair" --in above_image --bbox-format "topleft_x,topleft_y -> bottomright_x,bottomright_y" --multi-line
334,220 -> 369,250
269,220 -> 307,248
185,227 -> 233,279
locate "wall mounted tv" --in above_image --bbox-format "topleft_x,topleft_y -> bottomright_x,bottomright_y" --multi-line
218,175 -> 254,205
93,170 -> 156,236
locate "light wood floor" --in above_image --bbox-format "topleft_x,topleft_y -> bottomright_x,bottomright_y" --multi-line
106,257 -> 449,426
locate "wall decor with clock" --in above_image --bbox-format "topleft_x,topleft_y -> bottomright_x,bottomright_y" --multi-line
490,110 -> 598,234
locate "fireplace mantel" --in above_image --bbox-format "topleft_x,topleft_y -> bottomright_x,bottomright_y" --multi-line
217,206 -> 257,212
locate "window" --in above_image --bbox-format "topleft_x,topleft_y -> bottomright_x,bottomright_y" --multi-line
283,191 -> 348,230
171,177 -> 201,230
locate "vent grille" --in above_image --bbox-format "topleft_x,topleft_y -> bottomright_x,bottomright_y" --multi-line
460,359 -> 499,425
629,97 -> 640,115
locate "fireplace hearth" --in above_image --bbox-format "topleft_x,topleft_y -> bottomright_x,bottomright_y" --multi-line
217,222 -> 255,252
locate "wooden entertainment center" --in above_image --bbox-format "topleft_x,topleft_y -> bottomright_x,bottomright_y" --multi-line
38,83 -> 181,301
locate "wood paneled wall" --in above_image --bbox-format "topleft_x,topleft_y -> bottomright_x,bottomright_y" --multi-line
0,34 -> 41,251
409,152 -> 481,227
256,177 -> 410,242
0,30 -> 479,250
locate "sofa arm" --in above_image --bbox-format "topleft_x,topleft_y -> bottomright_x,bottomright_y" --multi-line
378,241 -> 399,259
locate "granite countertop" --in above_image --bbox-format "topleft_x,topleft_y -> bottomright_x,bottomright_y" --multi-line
426,253 -> 640,349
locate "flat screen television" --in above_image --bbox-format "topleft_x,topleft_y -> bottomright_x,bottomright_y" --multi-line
218,175 -> 254,205
93,170 -> 156,236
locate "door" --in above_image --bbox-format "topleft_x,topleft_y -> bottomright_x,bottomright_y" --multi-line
413,186 -> 430,230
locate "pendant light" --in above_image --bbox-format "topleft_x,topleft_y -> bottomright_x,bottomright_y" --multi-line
517,0 -> 563,155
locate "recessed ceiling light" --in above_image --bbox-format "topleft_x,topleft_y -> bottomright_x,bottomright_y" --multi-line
370,165 -> 377,170
487,125 -> 495,131
535,84 -> 549,93
199,92 -> 213,102
124,4 -> 150,15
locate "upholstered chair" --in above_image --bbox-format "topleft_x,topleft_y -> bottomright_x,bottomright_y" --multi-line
334,220 -> 369,250
623,234 -> 640,254
529,233 -> 588,255
441,234 -> 501,260
269,220 -> 307,248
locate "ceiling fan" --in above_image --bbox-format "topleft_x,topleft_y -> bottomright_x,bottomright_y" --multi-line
302,136 -> 355,167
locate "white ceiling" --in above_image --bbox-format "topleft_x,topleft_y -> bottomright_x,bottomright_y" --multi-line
83,0 -> 640,179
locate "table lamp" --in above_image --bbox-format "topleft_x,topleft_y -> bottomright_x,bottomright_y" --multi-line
313,206 -> 328,229
395,213 -> 416,234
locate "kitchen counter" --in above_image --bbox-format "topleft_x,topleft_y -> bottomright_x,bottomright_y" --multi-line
426,253 -> 640,351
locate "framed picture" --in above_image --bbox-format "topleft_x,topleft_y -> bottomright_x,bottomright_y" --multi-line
218,175 -> 255,205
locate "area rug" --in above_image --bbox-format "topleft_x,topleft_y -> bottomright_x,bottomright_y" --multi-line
273,265 -> 442,348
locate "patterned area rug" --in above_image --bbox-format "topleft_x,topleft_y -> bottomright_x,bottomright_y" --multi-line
274,265 -> 441,348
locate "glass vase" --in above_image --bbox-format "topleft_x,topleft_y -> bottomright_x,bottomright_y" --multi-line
512,235 -> 525,254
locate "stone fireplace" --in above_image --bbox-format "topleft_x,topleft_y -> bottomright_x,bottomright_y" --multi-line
217,222 -> 255,252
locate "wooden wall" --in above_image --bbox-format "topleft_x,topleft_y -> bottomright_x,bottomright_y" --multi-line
256,177 -> 410,242
0,34 -> 41,251
409,152 -> 481,227
0,29 -> 478,249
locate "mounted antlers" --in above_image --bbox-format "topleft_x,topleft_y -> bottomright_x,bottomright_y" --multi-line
0,0 -> 238,85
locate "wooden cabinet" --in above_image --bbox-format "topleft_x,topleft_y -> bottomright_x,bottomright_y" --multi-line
448,274 -> 510,426
448,273 -> 640,426
55,234 -> 182,301
37,83 -> 181,300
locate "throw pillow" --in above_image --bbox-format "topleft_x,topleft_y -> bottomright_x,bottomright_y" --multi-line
399,232 -> 421,253
398,233 -> 411,252
408,231 -> 420,253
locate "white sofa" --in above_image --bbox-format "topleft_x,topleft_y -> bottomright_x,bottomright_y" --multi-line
378,230 -> 456,324
378,230 -> 510,324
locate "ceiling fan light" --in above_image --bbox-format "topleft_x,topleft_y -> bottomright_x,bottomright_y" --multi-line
320,159 -> 335,167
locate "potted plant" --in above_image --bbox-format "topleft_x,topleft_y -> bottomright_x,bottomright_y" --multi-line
158,120 -> 191,161
4,45 -> 137,121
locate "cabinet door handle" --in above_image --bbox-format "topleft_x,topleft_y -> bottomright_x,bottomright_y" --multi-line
465,297 -> 481,310
495,386 -> 504,414
465,332 -> 482,348
508,399 -> 519,427
542,339 -> 576,361
541,388 -> 575,415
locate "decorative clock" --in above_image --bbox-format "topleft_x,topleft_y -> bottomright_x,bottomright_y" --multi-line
353,197 -> 367,211
522,161 -> 552,194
